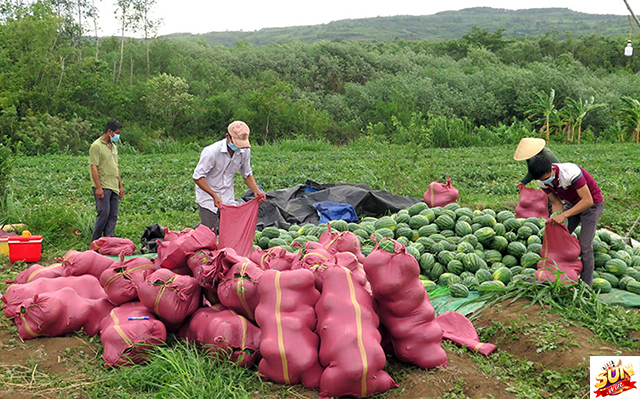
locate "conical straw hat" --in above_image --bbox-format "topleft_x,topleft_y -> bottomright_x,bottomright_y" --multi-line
513,138 -> 546,161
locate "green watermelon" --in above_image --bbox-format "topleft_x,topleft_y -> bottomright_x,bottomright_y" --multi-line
626,281 -> 640,295
502,254 -> 518,268
592,278 -> 612,293
440,230 -> 455,238
461,234 -> 479,247
406,245 -> 421,260
435,215 -> 455,231
409,215 -> 430,230
376,228 -> 395,239
258,236 -> 271,249
527,243 -> 543,254
393,212 -> 411,224
496,210 -> 516,223
418,224 -> 439,237
419,208 -> 437,223
598,230 -> 612,244
527,235 -> 542,245
462,276 -> 480,290
462,253 -> 483,273
493,267 -> 513,285
450,283 -> 469,298
438,272 -> 456,286
329,220 -> 349,232
618,276 -> 636,291
517,225 -> 533,240
490,236 -> 509,252
475,269 -> 493,283
493,223 -> 506,236
482,208 -> 497,217
507,242 -> 527,258
447,259 -> 465,275
474,227 -> 495,245
605,259 -> 628,277
268,238 -> 287,248
504,231 -> 518,243
457,242 -> 475,254
510,266 -> 524,275
455,207 -> 475,220
397,236 -> 411,246
261,226 -> 281,239
504,218 -> 522,232
419,253 -> 436,272
483,249 -> 503,265
520,253 -> 541,269
395,226 -> 414,240
429,242 -> 445,254
478,280 -> 506,294
408,202 -> 429,216
410,242 -> 425,255
429,263 -> 445,281
438,250 -> 456,266
361,245 -> 374,257
455,221 -> 473,237
600,272 -> 619,288
523,222 -> 540,236
473,214 -> 497,228
520,267 -> 537,276
420,277 -> 438,292
374,217 -> 397,231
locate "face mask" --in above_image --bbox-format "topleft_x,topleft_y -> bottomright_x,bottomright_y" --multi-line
228,140 -> 239,151
541,174 -> 554,185
111,133 -> 120,143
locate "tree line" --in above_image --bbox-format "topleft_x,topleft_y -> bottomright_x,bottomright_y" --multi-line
1,1 -> 640,156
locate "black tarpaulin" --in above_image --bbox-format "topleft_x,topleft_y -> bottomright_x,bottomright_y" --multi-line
239,181 -> 422,230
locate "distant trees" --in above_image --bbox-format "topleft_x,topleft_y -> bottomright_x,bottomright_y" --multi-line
1,5 -> 640,154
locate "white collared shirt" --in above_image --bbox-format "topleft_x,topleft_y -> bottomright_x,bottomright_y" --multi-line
192,139 -> 253,213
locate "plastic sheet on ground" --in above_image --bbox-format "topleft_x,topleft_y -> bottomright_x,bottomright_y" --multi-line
430,292 -> 486,316
240,180 -> 422,230
599,288 -> 640,308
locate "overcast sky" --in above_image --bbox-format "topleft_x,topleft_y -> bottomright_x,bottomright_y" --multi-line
97,0 -> 632,37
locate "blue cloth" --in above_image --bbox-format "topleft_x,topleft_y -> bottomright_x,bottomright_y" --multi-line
313,201 -> 358,224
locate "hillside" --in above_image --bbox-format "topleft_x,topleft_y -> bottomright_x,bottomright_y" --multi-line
163,7 -> 630,46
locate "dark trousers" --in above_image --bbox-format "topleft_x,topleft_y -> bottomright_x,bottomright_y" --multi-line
91,188 -> 119,242
198,205 -> 220,234
565,201 -> 605,286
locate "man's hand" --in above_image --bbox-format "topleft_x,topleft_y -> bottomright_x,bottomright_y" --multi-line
119,186 -> 125,200
95,187 -> 104,199
254,191 -> 267,205
549,213 -> 567,225
212,193 -> 222,208
516,182 -> 525,191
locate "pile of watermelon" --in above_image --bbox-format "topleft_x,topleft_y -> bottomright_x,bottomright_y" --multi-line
254,202 -> 640,297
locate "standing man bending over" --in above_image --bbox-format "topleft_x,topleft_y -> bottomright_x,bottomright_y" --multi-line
90,118 -> 124,242
527,155 -> 604,286
193,121 -> 266,233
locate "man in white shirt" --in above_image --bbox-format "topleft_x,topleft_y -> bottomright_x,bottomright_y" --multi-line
192,121 -> 266,232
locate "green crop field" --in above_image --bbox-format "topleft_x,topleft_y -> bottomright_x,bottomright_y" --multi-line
2,140 -> 639,253
2,140 -> 640,399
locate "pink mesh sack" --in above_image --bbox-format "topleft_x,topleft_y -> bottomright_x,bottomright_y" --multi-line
216,253 -> 264,321
423,177 -> 459,208
90,237 -> 136,256
291,241 -> 334,271
2,274 -> 105,318
100,256 -> 158,305
5,263 -> 64,285
249,247 -> 296,271
319,225 -> 366,263
137,269 -> 201,326
363,238 -> 447,369
13,287 -> 114,339
61,250 -> 115,279
100,302 -> 167,367
2,275 -> 106,318
435,311 -> 497,356
186,249 -> 220,290
155,224 -> 218,270
535,222 -> 582,284
255,269 -> 323,390
316,265 -> 397,398
516,187 -> 549,219
178,304 -> 262,368
218,198 -> 261,257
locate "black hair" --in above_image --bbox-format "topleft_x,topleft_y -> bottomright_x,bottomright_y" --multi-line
104,118 -> 123,134
527,155 -> 552,180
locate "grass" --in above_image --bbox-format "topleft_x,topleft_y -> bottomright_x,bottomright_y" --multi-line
2,141 -> 640,257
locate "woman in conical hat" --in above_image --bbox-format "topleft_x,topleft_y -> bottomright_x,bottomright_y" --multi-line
514,138 -> 559,190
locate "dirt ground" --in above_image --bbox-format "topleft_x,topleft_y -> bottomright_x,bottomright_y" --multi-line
1,299 -> 638,399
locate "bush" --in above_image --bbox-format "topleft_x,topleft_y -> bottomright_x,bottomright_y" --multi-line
0,143 -> 11,212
